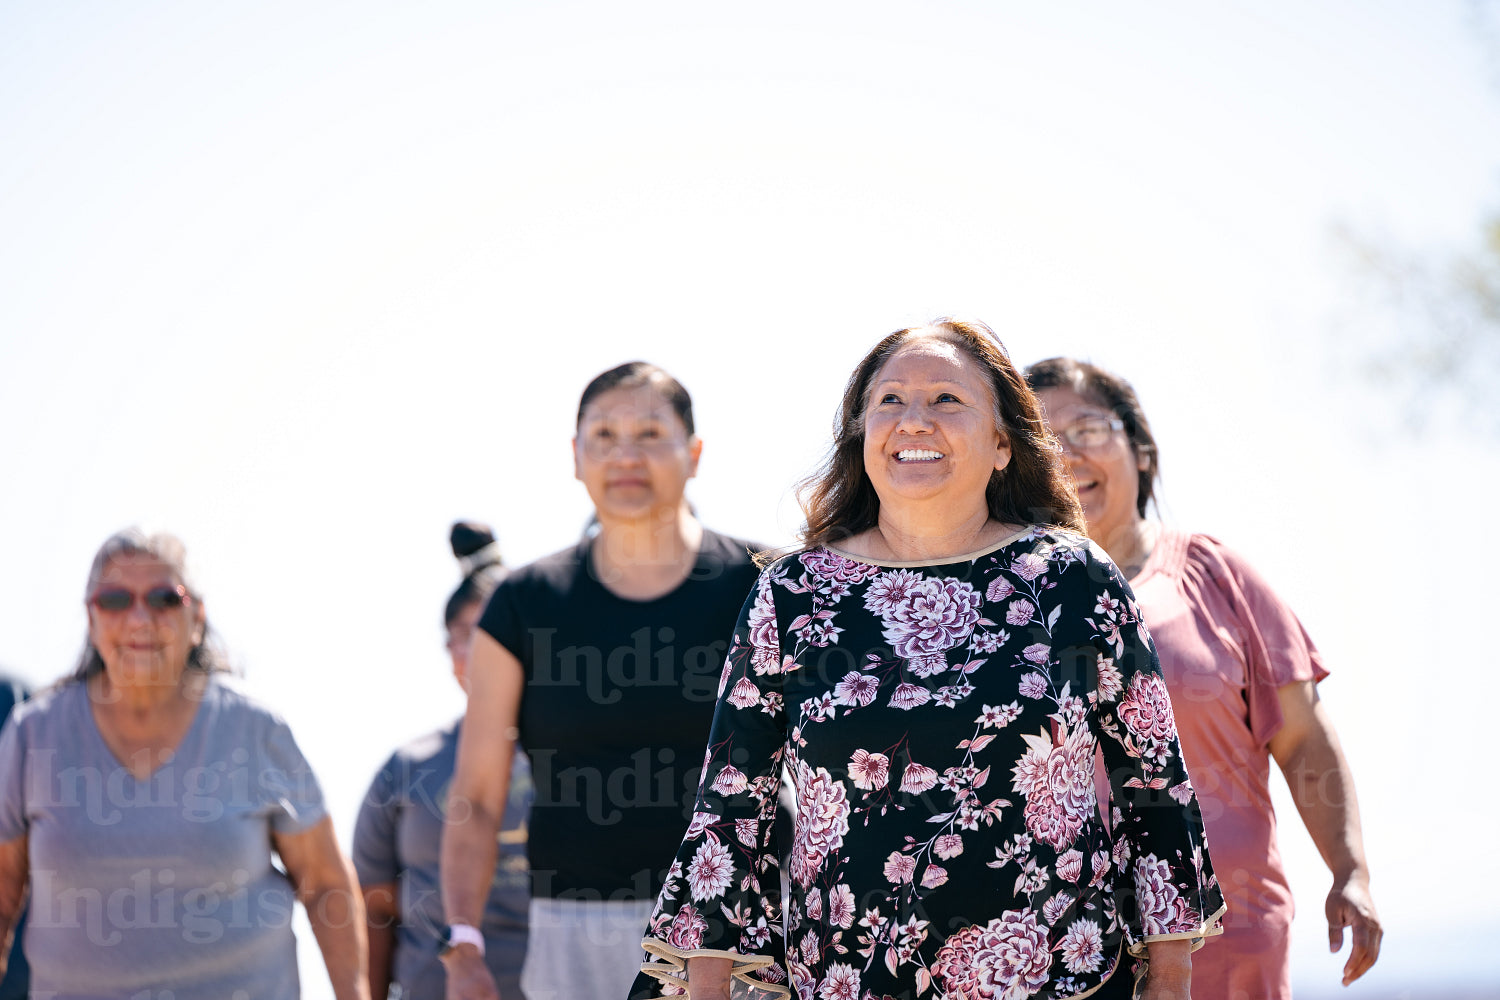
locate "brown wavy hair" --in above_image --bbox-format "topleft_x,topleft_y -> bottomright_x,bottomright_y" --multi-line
797,319 -> 1084,551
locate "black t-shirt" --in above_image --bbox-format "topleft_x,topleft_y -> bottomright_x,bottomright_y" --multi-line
477,528 -> 762,900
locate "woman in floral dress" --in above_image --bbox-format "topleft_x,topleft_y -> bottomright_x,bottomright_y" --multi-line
631,320 -> 1224,1000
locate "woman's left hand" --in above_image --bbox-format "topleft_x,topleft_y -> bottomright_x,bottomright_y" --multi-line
1327,874 -> 1382,985
1137,939 -> 1191,1000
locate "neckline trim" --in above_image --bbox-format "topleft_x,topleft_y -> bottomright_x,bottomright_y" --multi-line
825,525 -> 1035,568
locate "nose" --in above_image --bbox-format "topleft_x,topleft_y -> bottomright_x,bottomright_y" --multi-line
894,401 -> 933,434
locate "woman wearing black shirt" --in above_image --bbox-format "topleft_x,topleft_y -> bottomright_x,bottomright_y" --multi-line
440,362 -> 761,1000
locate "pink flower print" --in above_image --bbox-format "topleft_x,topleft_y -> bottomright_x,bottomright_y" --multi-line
805,887 -> 823,921
1117,672 -> 1179,769
900,762 -> 938,794
863,568 -> 927,615
1010,727 -> 1099,852
849,749 -> 891,790
828,883 -> 856,928
1094,593 -> 1123,617
727,676 -> 761,709
1022,642 -> 1051,664
833,671 -> 879,707
818,962 -> 861,1000
1169,780 -> 1194,806
889,682 -> 932,710
791,760 -> 851,888
1058,918 -> 1104,974
665,904 -> 708,950
1017,672 -> 1048,699
718,659 -> 734,697
801,548 -> 881,585
921,864 -> 949,888
1011,552 -> 1049,581
934,834 -> 964,860
1056,849 -> 1083,883
687,837 -> 735,901
883,851 -> 916,884
986,576 -> 1016,602
879,577 -> 983,658
931,909 -> 1053,1000
1094,656 -> 1123,703
971,630 -> 1005,653
1090,850 -> 1111,887
800,929 -> 820,965
1133,854 -> 1186,935
909,652 -> 948,677
711,765 -> 748,795
735,818 -> 759,847
686,811 -> 718,837
977,702 -> 1022,728
1042,891 -> 1073,925
746,577 -> 784,675
1005,599 -> 1036,626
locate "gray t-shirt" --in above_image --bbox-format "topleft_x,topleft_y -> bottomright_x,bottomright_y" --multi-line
353,721 -> 531,1000
0,675 -> 327,1000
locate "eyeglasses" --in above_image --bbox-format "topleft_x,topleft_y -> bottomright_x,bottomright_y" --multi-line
578,429 -> 686,461
1054,415 -> 1125,451
88,585 -> 191,615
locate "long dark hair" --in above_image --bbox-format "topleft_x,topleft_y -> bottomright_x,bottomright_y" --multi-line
1024,357 -> 1160,517
797,319 -> 1084,551
72,529 -> 227,682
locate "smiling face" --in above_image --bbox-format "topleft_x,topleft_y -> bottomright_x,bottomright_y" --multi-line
1034,385 -> 1146,545
573,384 -> 702,524
87,554 -> 204,690
861,336 -> 1011,514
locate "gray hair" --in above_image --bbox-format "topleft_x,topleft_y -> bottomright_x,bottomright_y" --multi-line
73,528 -> 228,682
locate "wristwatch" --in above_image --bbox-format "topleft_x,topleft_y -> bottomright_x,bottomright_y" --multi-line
438,922 -> 486,958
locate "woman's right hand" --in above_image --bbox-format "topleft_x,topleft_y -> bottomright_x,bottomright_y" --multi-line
686,956 -> 732,1000
443,948 -> 500,1000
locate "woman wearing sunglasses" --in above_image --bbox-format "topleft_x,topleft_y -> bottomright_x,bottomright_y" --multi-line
0,529 -> 369,999
1025,358 -> 1382,999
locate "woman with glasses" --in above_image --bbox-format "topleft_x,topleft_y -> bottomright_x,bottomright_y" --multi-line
353,522 -> 533,999
440,362 -> 762,1000
1026,358 -> 1382,999
0,529 -> 368,999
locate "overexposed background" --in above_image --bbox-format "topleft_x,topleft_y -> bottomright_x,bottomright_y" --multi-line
3,3 -> 1497,998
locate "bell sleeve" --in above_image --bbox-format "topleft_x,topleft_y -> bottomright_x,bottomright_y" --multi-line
1063,545 -> 1226,961
634,568 -> 791,999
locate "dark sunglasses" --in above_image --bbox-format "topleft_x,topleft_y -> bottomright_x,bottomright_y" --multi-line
88,585 -> 191,614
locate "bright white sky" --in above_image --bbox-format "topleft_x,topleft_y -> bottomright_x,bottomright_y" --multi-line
3,2 -> 1498,996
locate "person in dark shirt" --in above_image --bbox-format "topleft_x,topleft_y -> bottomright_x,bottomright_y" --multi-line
439,362 -> 762,1000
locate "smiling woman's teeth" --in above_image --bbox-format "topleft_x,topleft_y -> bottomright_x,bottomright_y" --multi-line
896,449 -> 944,462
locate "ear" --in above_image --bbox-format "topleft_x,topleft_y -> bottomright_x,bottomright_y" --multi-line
686,436 -> 704,479
994,431 -> 1012,474
1135,447 -> 1151,472
191,600 -> 207,645
572,436 -> 584,482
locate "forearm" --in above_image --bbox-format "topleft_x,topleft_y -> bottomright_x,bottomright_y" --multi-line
1139,939 -> 1191,999
686,956 -> 733,1000
1276,709 -> 1369,882
366,917 -> 395,999
439,797 -> 504,925
303,877 -> 372,1000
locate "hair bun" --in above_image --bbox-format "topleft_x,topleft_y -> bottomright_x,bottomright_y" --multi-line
450,520 -> 503,578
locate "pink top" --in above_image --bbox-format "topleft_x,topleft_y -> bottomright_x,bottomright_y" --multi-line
1131,529 -> 1327,1000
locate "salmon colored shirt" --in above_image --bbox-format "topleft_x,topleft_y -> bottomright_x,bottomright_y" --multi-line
1131,529 -> 1327,1000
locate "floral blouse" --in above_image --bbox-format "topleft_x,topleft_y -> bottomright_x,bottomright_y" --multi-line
632,527 -> 1224,1000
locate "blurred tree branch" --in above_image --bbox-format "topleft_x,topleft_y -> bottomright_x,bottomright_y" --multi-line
1330,0 -> 1500,434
